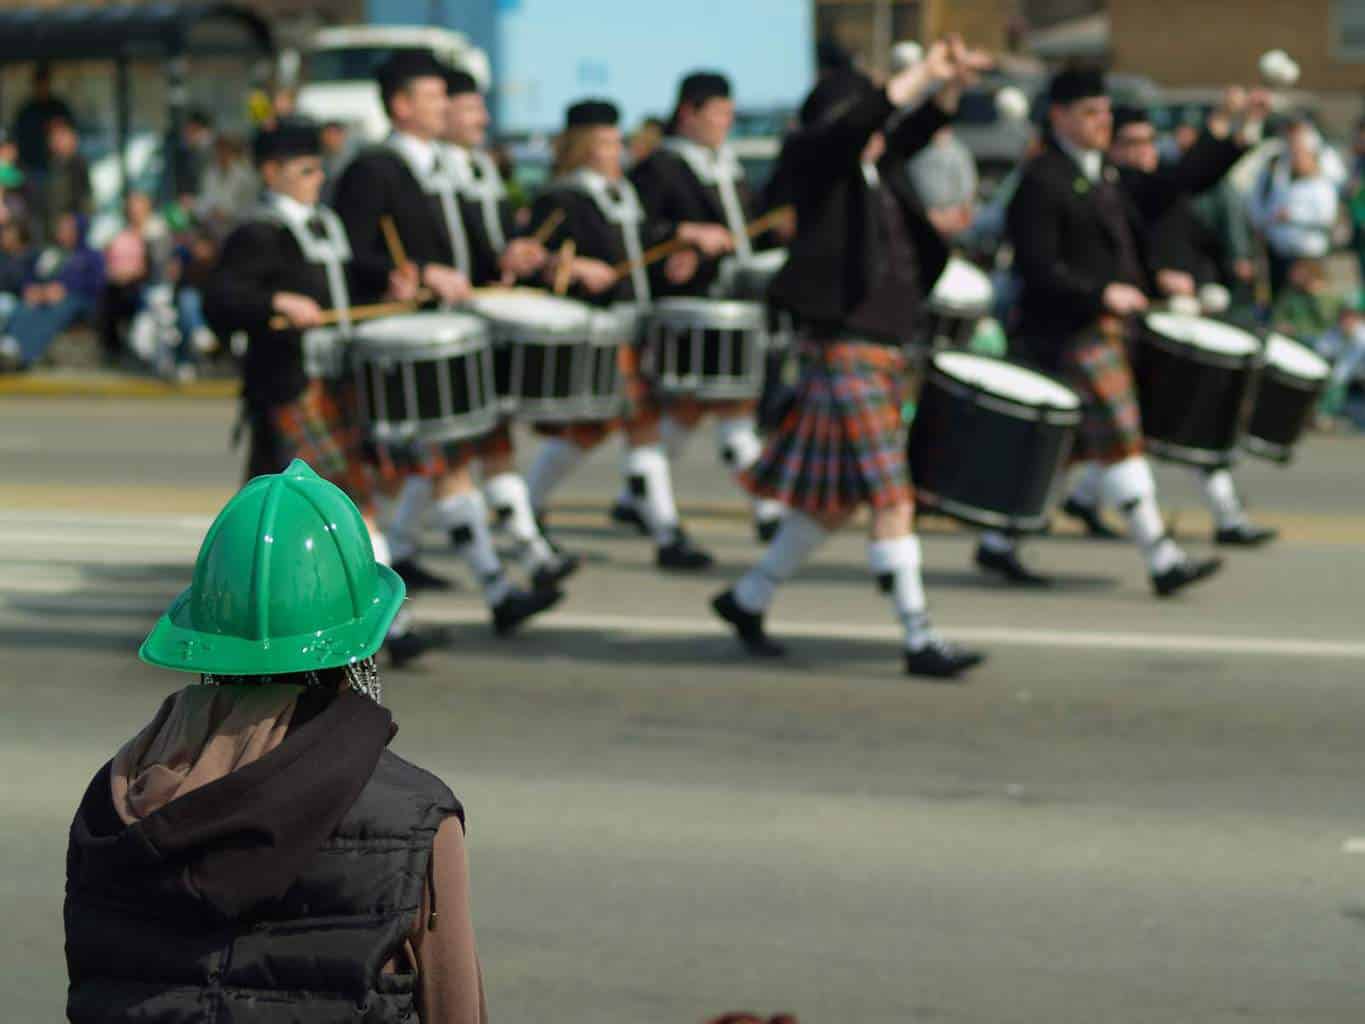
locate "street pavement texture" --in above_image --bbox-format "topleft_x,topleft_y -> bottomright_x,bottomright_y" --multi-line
2,397 -> 1364,1023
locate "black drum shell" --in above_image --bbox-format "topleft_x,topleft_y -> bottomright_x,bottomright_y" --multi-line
1244,363 -> 1326,464
908,361 -> 1081,534
1133,324 -> 1258,467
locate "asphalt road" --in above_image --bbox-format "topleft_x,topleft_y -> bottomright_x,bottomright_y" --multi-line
2,396 -> 1364,1023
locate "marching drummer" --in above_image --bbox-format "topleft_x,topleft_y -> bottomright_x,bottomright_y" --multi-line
1057,102 -> 1278,550
712,37 -> 990,681
521,97 -> 716,571
982,69 -> 1269,596
202,118 -> 433,666
622,70 -> 788,544
332,50 -> 563,636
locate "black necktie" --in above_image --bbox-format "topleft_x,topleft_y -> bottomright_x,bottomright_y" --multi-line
605,184 -> 622,205
305,214 -> 327,241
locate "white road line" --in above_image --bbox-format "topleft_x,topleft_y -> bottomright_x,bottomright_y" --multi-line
0,512 -> 212,530
1,596 -> 1360,659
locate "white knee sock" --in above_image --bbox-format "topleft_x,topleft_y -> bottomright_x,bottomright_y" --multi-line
1102,456 -> 1182,574
867,535 -> 934,650
1199,468 -> 1246,530
659,415 -> 694,461
978,529 -> 1016,554
624,444 -> 681,544
716,416 -> 784,524
385,476 -> 432,563
435,490 -> 511,606
733,511 -> 829,612
1068,462 -> 1105,507
527,437 -> 586,511
484,471 -> 556,570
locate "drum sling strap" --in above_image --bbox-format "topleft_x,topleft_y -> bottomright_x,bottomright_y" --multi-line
661,137 -> 752,259
448,146 -> 508,255
560,169 -> 651,304
390,137 -> 472,281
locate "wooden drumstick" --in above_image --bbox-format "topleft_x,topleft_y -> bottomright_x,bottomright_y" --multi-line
529,208 -> 565,245
268,289 -> 433,330
552,239 -> 576,296
609,204 -> 794,276
380,215 -> 409,269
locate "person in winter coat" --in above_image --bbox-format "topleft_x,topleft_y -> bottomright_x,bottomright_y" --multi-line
64,460 -> 488,1023
0,211 -> 102,370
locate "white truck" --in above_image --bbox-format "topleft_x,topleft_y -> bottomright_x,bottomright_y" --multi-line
295,25 -> 491,143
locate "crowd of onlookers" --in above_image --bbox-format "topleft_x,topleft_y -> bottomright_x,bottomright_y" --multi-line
0,65 -> 348,379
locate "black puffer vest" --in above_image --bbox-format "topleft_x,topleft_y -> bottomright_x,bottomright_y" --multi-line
65,691 -> 463,1022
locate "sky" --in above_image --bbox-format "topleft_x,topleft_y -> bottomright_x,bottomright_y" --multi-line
370,0 -> 814,132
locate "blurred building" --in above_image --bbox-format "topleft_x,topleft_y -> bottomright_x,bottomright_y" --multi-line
814,0 -> 1019,74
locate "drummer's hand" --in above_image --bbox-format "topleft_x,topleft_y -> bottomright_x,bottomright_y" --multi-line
677,222 -> 733,258
272,292 -> 324,329
664,248 -> 701,285
387,264 -> 420,302
1156,268 -> 1196,297
500,238 -> 548,282
422,264 -> 472,305
1102,282 -> 1149,316
572,258 -> 619,295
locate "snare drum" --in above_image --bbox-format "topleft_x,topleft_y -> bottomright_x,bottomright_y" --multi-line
644,297 -> 768,400
1134,312 -> 1260,467
908,351 -> 1081,534
467,292 -> 606,424
923,257 -> 993,349
1243,332 -> 1329,463
351,313 -> 498,445
579,304 -> 635,421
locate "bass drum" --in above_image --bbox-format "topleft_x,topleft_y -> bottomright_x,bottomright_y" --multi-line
1134,312 -> 1260,467
1243,332 -> 1330,463
908,351 -> 1082,534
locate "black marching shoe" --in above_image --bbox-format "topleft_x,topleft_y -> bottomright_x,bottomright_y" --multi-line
609,499 -> 650,536
386,626 -> 453,669
1215,522 -> 1279,547
1152,555 -> 1223,597
904,637 -> 987,680
531,553 -> 582,591
657,527 -> 714,571
755,515 -> 783,544
974,543 -> 1052,587
1062,497 -> 1123,540
391,557 -> 456,593
712,589 -> 786,658
492,586 -> 564,636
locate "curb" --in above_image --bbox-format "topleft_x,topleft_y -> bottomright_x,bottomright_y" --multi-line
0,373 -> 238,399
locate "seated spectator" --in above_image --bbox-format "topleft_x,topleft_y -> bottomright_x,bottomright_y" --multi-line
36,115 -> 92,244
0,220 -> 32,332
164,109 -> 213,204
195,135 -> 258,227
96,191 -> 171,365
0,212 -> 103,371
1269,257 -> 1360,421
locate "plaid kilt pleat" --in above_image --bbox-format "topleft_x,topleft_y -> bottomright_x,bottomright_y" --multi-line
270,379 -> 374,507
1057,328 -> 1145,464
743,340 -> 913,518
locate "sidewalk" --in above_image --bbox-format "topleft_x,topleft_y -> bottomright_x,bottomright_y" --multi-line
0,369 -> 237,399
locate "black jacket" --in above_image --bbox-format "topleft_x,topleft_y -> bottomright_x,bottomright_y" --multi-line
768,88 -> 950,332
65,690 -> 463,1023
1007,132 -> 1244,361
1149,193 -> 1227,287
204,215 -> 385,409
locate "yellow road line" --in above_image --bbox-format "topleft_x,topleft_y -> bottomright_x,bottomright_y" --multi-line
0,373 -> 237,399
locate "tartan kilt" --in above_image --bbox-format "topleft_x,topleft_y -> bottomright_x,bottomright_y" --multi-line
268,379 -> 374,507
1056,327 -> 1146,464
367,419 -> 514,480
743,340 -> 913,518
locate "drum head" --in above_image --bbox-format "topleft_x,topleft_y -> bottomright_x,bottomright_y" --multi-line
467,292 -> 591,332
738,249 -> 788,275
1264,332 -> 1329,382
353,312 -> 489,353
929,258 -> 993,311
934,351 -> 1080,410
651,297 -> 766,329
1145,312 -> 1259,358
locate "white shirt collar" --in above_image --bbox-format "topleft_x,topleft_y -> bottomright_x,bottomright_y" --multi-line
661,135 -> 743,183
391,132 -> 440,177
267,191 -> 315,226
1058,137 -> 1103,182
